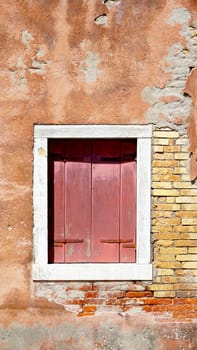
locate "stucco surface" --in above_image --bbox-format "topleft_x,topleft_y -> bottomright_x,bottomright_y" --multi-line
1,0 -> 197,348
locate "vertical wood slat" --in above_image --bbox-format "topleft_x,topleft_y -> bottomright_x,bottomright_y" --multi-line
120,141 -> 136,262
91,141 -> 120,262
64,142 -> 91,262
49,142 -> 65,263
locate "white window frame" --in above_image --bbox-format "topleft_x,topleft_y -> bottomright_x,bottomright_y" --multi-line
33,125 -> 152,281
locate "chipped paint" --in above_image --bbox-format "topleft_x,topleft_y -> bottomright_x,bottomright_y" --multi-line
29,59 -> 48,75
103,0 -> 121,10
21,29 -> 33,49
80,52 -> 101,84
95,14 -> 107,26
38,147 -> 46,157
85,238 -> 91,257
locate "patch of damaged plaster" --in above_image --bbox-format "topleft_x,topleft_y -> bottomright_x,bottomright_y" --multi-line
103,0 -> 121,10
8,31 -> 49,88
34,283 -> 84,314
80,51 -> 101,84
29,59 -> 48,75
21,29 -> 33,49
142,8 -> 197,134
94,14 -> 107,26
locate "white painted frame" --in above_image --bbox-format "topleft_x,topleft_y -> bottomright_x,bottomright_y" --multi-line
33,125 -> 152,280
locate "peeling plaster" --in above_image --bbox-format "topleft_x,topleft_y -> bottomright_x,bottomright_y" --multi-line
95,14 -> 107,26
29,59 -> 48,75
80,52 -> 101,84
142,8 -> 197,135
21,29 -> 33,49
103,0 -> 121,10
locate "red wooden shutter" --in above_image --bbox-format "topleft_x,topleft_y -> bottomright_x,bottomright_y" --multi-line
91,141 -> 120,262
48,139 -> 136,264
64,141 -> 91,262
48,142 -> 65,263
120,141 -> 136,262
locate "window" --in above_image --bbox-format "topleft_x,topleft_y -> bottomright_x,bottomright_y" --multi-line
33,125 -> 152,280
48,139 -> 136,264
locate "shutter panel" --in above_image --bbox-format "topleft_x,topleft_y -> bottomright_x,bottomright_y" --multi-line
64,141 -> 91,262
120,140 -> 136,262
49,139 -> 137,264
48,142 -> 65,263
91,141 -> 120,262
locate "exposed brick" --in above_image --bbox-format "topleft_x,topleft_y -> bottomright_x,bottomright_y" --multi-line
152,160 -> 179,168
147,284 -> 174,291
176,196 -> 197,203
176,254 -> 197,261
154,291 -> 176,298
163,145 -> 180,152
154,145 -> 164,152
152,182 -> 173,189
154,138 -> 169,146
155,240 -> 173,247
161,276 -> 178,283
77,312 -> 95,317
153,217 -> 181,225
175,240 -> 197,247
174,167 -> 188,174
157,269 -> 174,276
174,153 -> 188,160
174,284 -> 197,290
153,131 -> 179,138
182,218 -> 197,225
144,298 -> 172,305
152,189 -> 179,196
126,291 -> 153,298
152,167 -> 173,174
181,189 -> 197,196
85,291 -> 98,298
153,233 -> 180,240
154,203 -> 180,210
182,262 -> 197,269
188,247 -> 197,253
159,247 -> 187,255
155,261 -> 181,269
154,153 -> 174,160
83,305 -> 97,312
182,203 -> 197,210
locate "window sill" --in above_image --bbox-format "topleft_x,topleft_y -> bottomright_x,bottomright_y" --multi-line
33,263 -> 152,281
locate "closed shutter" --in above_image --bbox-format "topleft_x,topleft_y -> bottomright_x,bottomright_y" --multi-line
120,141 -> 136,262
91,141 -> 120,262
64,141 -> 91,262
48,142 -> 65,263
48,139 -> 136,263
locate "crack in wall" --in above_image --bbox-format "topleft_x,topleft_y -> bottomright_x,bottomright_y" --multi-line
142,8 -> 197,135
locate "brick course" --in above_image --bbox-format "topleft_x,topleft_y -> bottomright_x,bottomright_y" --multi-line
44,127 -> 197,320
152,128 -> 197,304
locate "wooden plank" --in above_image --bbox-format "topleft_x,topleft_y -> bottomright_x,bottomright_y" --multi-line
120,140 -> 136,262
48,142 -> 65,263
91,141 -> 120,262
64,141 -> 91,262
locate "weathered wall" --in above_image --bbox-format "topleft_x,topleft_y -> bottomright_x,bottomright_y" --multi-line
1,0 -> 197,349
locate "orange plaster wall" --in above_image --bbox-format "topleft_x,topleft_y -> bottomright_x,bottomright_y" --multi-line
0,0 -> 197,348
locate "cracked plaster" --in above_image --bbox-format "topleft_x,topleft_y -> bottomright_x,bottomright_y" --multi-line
142,7 -> 197,135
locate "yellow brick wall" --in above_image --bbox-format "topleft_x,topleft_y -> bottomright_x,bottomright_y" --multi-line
151,127 -> 197,298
